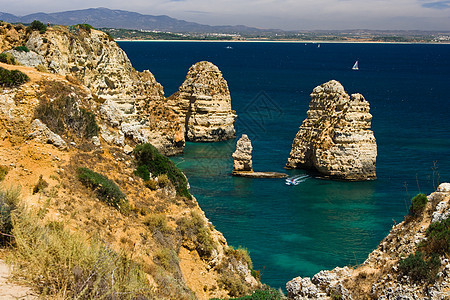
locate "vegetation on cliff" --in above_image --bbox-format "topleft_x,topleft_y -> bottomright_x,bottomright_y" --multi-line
399,194 -> 450,283
77,167 -> 128,211
134,143 -> 191,199
8,201 -> 152,298
35,81 -> 99,140
0,52 -> 16,65
28,20 -> 47,34
0,67 -> 29,87
0,22 -> 261,299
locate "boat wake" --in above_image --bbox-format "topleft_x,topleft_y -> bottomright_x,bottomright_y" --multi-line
285,174 -> 310,186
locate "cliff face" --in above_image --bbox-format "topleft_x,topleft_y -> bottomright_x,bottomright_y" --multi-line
168,61 -> 237,142
2,24 -> 184,155
286,80 -> 377,181
0,23 -> 259,299
287,183 -> 450,299
0,23 -> 27,52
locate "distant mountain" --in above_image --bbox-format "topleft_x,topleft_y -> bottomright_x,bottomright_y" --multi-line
0,12 -> 19,23
0,7 -> 269,34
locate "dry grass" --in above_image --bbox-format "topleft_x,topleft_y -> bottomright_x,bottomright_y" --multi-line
9,206 -> 154,299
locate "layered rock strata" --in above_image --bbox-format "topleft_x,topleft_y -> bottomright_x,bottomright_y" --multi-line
232,134 -> 253,173
2,25 -> 183,155
168,61 -> 236,142
286,80 -> 377,180
286,183 -> 450,299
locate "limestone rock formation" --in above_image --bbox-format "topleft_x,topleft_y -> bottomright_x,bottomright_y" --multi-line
232,134 -> 253,173
286,80 -> 377,181
286,183 -> 450,299
28,119 -> 67,150
4,49 -> 45,67
3,25 -> 183,155
0,23 -> 260,299
232,134 -> 287,178
168,61 -> 236,142
0,23 -> 27,52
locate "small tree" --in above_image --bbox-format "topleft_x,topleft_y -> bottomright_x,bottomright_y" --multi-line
409,193 -> 427,217
29,20 -> 47,34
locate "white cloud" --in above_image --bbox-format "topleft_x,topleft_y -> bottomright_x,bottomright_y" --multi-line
1,0 -> 449,30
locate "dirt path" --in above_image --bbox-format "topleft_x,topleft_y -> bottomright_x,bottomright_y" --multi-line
0,259 -> 38,299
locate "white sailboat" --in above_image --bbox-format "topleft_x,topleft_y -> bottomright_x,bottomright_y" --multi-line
352,60 -> 359,70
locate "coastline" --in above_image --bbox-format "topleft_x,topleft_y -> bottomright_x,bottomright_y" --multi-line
115,39 -> 450,45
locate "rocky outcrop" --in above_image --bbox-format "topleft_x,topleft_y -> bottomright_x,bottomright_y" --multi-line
232,134 -> 253,173
286,183 -> 450,299
3,25 -> 183,155
286,80 -> 377,181
0,22 -> 27,52
4,49 -> 45,67
168,61 -> 236,142
232,134 -> 287,178
28,119 -> 67,150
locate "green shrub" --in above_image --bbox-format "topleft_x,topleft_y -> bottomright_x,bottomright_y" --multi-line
35,95 -> 99,139
226,246 -> 253,269
134,165 -> 150,181
221,285 -> 285,300
32,175 -> 48,194
14,45 -> 29,52
197,226 -> 216,257
154,248 -> 179,272
0,165 -> 8,181
144,214 -> 171,234
177,211 -> 216,258
0,67 -> 29,87
398,251 -> 440,283
133,143 -> 191,199
29,20 -> 47,34
421,218 -> 450,255
157,174 -> 170,188
409,193 -> 428,217
218,273 -> 248,298
77,23 -> 94,32
10,208 -> 152,298
77,167 -> 127,210
0,53 -> 16,65
0,187 -> 20,246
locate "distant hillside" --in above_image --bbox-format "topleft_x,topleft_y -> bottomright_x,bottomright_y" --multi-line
0,7 -> 268,34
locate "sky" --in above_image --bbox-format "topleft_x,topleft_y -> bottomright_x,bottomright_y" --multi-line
1,0 -> 449,30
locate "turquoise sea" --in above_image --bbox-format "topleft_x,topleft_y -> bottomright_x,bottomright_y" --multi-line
118,41 -> 450,289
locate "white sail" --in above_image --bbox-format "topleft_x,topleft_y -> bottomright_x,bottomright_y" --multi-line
352,60 -> 359,70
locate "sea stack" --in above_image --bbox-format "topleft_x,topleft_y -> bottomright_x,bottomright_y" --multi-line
168,61 -> 237,142
232,134 -> 287,178
286,80 -> 377,181
232,134 -> 253,173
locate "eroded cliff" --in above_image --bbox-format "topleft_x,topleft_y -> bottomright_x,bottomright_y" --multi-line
0,22 -> 259,299
287,183 -> 450,299
286,80 -> 377,181
1,22 -> 184,155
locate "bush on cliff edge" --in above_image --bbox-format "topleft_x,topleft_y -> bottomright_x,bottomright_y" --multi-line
0,67 -> 29,87
133,143 -> 191,199
28,20 -> 47,34
409,193 -> 428,217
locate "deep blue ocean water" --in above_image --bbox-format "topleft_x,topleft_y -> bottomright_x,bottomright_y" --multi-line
118,41 -> 450,289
